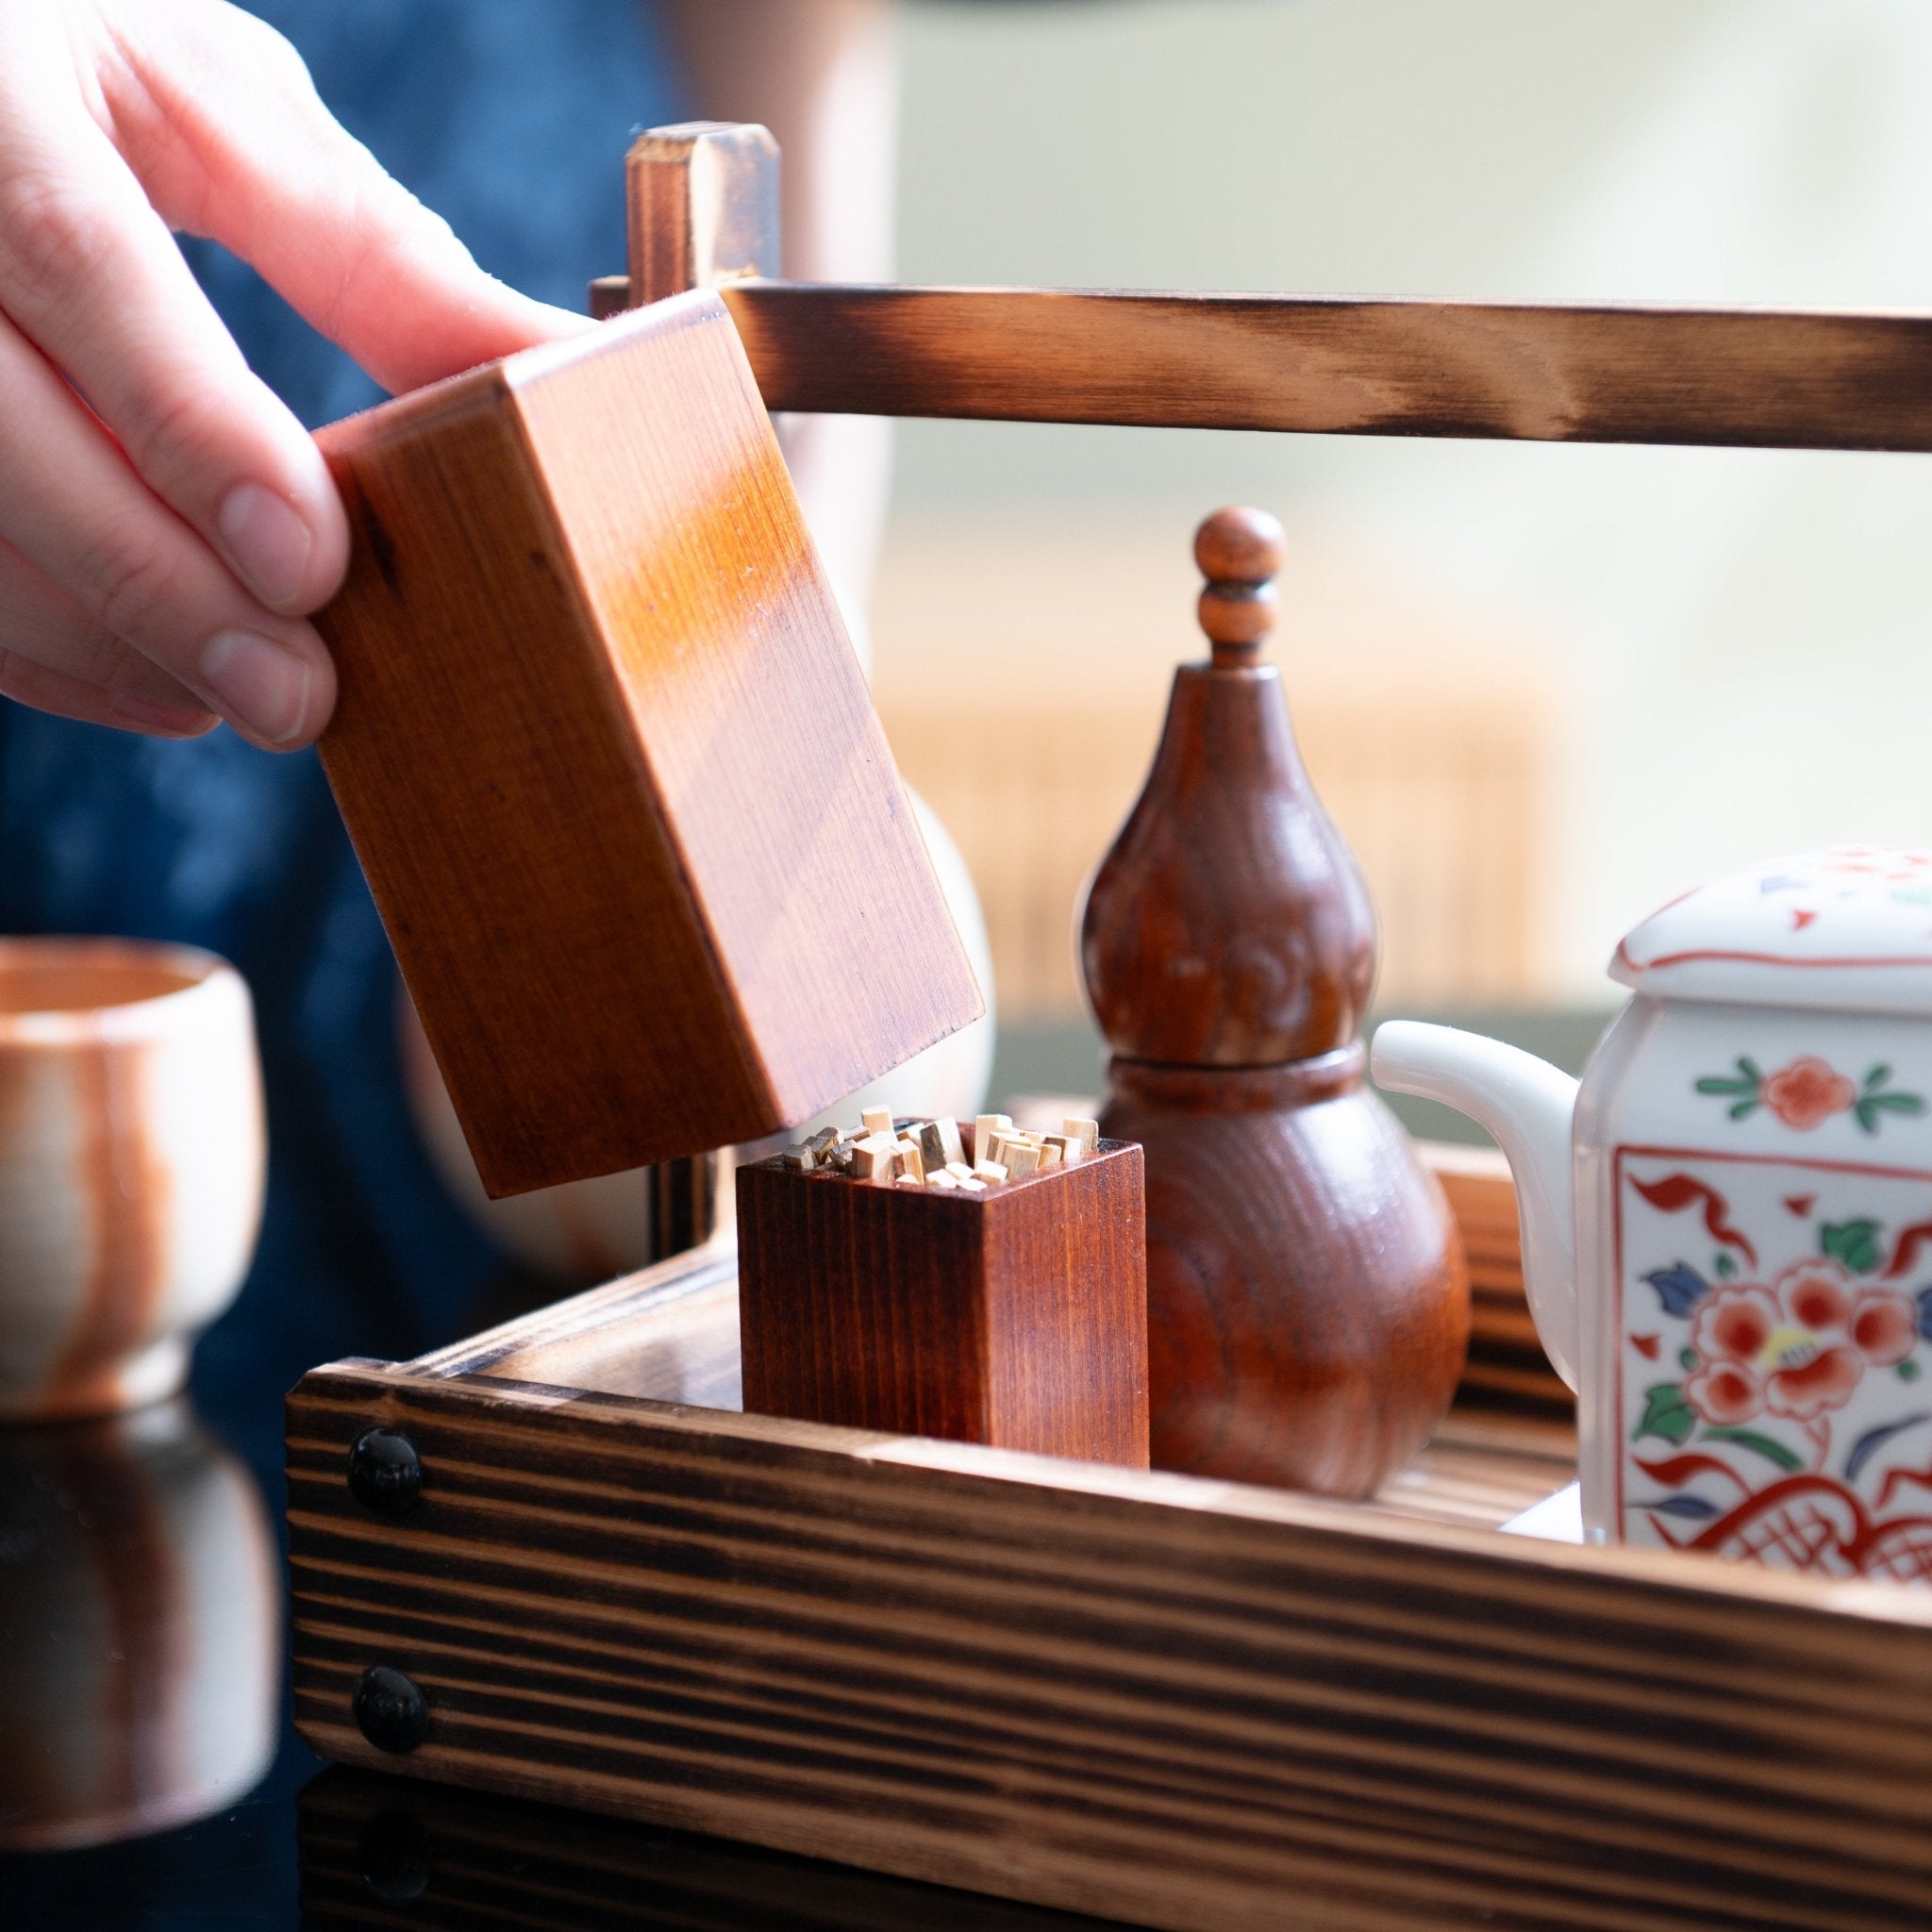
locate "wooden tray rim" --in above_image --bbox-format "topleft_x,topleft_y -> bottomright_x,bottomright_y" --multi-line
358,1236 -> 1932,1636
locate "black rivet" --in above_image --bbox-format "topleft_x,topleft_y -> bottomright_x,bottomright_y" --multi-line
358,1808 -> 432,1900
353,1665 -> 430,1755
348,1428 -> 423,1515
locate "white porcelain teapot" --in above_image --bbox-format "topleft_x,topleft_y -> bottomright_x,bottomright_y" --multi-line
1374,847 -> 1932,1582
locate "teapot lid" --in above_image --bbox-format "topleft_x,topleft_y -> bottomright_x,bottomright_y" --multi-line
1610,846 -> 1932,1013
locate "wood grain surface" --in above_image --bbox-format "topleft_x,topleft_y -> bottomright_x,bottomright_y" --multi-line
1102,1058 -> 1469,1499
288,1346 -> 1932,1932
1370,1407 -> 1575,1534
680,282 -> 1932,453
737,1142 -> 1148,1467
314,291 -> 980,1196
1082,511 -> 1467,1499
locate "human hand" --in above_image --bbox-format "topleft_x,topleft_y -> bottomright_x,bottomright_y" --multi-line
0,0 -> 588,748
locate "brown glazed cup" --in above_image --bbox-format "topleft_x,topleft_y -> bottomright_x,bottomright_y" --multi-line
0,938 -> 265,1421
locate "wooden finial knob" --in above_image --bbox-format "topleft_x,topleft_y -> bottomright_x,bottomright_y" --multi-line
1194,507 -> 1283,664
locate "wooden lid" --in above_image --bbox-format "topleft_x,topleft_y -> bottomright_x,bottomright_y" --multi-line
315,295 -> 982,1194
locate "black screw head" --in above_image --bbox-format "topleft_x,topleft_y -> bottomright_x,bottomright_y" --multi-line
348,1428 -> 423,1515
358,1808 -> 432,1901
353,1665 -> 430,1754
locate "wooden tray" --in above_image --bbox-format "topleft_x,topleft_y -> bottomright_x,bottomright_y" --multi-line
286,1148 -> 1932,1932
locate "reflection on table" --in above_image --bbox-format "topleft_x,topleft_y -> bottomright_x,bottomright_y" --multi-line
300,1768 -> 1122,1931
0,1396 -> 278,1852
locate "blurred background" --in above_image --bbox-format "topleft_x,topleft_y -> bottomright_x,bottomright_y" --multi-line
867,0 -> 1932,1106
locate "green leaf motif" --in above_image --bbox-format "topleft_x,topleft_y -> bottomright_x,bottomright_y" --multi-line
1822,1218 -> 1885,1274
1634,1381 -> 1696,1447
1679,1346 -> 1699,1370
1903,1359 -> 1923,1383
1701,1426 -> 1804,1473
1851,1068 -> 1926,1135
1713,1252 -> 1737,1279
1695,1057 -> 1763,1105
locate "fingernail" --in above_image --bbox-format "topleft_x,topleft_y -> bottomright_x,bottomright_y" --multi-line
108,691 -> 217,736
217,482 -> 314,609
200,630 -> 314,746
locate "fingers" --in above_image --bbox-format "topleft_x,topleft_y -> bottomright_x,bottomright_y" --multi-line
0,77 -> 347,620
0,646 -> 214,738
0,0 -> 583,752
0,302 -> 333,748
0,533 -> 213,720
101,0 -> 591,395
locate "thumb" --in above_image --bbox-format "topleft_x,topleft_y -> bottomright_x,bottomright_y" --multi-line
105,0 -> 591,393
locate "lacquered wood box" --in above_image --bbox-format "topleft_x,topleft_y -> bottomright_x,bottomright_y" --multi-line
737,1138 -> 1148,1467
286,1145 -> 1932,1932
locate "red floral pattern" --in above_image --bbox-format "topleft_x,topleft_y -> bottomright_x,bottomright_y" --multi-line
1693,1054 -> 1924,1134
1850,1290 -> 1919,1365
1683,1262 -> 1916,1425
1759,1058 -> 1857,1129
1624,1155 -> 1932,1581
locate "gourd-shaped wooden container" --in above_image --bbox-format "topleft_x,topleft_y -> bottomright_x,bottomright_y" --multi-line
1080,508 -> 1470,1498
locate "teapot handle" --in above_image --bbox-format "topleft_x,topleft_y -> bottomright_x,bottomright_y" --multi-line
1373,1022 -> 1581,1392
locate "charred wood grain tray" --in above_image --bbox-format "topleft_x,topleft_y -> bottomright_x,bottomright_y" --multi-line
287,1145 -> 1932,1932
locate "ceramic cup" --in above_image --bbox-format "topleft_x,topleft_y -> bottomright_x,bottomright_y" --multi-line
0,938 -> 265,1421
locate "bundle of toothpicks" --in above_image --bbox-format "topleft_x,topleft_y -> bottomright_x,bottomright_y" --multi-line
781,1108 -> 1101,1191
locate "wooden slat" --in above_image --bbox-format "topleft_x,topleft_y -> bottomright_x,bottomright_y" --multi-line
289,1361 -> 1932,1932
670,282 -> 1932,453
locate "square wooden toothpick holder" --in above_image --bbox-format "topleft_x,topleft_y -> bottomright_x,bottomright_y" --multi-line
312,291 -> 982,1198
736,1136 -> 1149,1467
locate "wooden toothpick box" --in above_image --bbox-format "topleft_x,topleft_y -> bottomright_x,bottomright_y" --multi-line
736,1133 -> 1149,1467
312,291 -> 982,1197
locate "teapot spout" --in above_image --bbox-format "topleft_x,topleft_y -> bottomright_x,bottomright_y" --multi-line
1372,1022 -> 1582,1393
